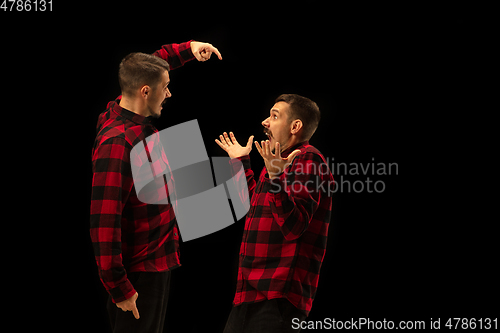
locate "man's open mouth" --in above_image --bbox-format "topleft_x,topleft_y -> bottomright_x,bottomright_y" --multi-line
263,128 -> 273,139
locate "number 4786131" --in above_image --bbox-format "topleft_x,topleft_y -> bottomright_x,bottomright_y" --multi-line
1,0 -> 53,11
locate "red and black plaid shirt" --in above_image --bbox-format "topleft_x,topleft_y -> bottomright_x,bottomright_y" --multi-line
229,141 -> 334,316
90,41 -> 195,303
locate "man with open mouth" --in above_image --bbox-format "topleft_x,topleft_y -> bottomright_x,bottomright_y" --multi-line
91,39 -> 221,332
216,94 -> 334,333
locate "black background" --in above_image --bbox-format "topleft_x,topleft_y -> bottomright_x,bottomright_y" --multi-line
2,2 -> 496,332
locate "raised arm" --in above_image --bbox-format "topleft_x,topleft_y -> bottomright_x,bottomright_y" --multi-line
152,40 -> 222,70
216,131 -> 256,203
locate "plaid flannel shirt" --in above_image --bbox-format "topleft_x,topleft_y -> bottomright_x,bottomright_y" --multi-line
229,141 -> 334,316
90,41 -> 195,303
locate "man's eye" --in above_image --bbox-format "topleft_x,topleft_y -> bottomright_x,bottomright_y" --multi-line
273,115 -> 278,120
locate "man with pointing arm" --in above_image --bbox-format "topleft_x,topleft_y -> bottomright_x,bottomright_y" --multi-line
90,40 -> 221,332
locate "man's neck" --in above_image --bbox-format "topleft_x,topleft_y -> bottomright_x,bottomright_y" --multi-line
119,95 -> 149,117
280,136 -> 302,154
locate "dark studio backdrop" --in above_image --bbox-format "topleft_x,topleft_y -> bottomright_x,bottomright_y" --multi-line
4,2 -> 495,332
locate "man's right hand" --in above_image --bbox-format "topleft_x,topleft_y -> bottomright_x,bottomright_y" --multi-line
215,132 -> 254,159
116,292 -> 140,319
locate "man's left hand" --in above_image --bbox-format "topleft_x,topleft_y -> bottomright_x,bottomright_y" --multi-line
191,41 -> 222,61
255,140 -> 301,179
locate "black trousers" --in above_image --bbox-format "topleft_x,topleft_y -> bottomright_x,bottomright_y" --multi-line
223,298 -> 308,333
107,271 -> 171,333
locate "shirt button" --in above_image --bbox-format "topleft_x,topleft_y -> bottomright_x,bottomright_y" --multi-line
174,233 -> 177,236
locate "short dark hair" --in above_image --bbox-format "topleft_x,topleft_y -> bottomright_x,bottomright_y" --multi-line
275,94 -> 321,141
118,52 -> 170,97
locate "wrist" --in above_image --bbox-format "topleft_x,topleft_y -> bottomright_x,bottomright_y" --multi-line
267,169 -> 283,179
229,153 -> 249,160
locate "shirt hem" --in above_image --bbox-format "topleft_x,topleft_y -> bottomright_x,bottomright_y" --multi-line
232,294 -> 309,316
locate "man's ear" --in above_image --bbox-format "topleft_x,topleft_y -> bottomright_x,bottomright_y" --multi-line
290,119 -> 303,136
140,85 -> 151,99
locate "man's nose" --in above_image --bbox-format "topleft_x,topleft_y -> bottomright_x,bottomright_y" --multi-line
166,88 -> 172,98
262,117 -> 270,127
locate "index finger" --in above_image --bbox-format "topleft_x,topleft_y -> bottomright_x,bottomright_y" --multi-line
208,45 -> 223,60
132,304 -> 140,319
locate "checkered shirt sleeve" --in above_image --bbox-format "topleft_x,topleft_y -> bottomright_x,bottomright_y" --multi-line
152,41 -> 195,70
91,137 -> 137,302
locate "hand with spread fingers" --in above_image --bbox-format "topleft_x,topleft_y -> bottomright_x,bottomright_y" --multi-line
215,132 -> 254,159
254,140 -> 301,179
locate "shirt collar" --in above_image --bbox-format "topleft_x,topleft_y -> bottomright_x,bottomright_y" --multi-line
281,141 -> 309,158
110,98 -> 153,126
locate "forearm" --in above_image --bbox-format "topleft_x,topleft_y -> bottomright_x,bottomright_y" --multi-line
229,155 -> 256,205
152,41 -> 196,70
265,154 -> 323,240
267,176 -> 318,240
90,210 -> 136,302
90,205 -> 136,302
96,255 -> 136,303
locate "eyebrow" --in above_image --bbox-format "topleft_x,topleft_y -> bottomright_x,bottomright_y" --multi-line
271,108 -> 280,113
